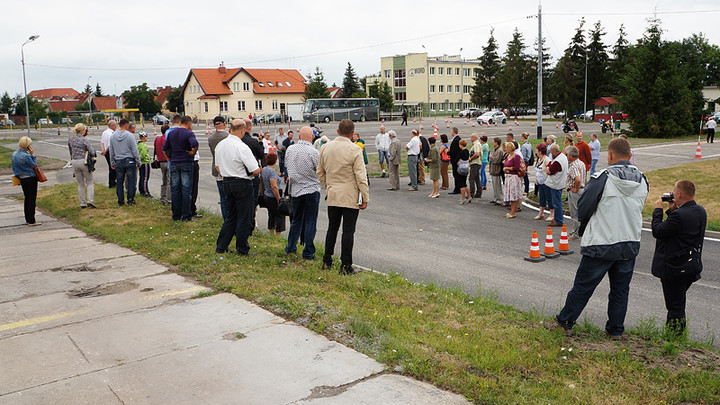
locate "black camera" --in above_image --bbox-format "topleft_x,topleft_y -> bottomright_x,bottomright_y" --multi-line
661,192 -> 674,202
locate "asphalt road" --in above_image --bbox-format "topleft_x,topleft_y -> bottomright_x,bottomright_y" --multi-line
5,121 -> 719,342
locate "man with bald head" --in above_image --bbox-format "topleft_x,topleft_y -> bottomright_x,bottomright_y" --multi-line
241,117 -> 264,225
284,126 -> 322,259
101,119 -> 118,187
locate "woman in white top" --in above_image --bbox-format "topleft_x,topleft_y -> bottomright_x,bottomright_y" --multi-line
533,142 -> 554,221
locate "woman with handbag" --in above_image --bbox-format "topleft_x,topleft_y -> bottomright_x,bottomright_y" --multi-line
68,123 -> 96,208
438,134 -> 450,190
502,142 -> 524,218
11,136 -> 41,225
260,152 -> 285,235
456,139 -> 471,204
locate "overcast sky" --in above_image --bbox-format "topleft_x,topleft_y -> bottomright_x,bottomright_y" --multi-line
2,0 -> 719,98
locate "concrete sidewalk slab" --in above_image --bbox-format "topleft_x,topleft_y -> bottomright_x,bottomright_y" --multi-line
0,191 -> 470,404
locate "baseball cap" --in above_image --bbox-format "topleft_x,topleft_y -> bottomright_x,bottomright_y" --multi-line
138,131 -> 148,138
213,116 -> 226,125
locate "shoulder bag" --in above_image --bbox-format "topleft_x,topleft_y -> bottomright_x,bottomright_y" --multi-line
278,179 -> 292,217
457,159 -> 469,176
85,151 -> 97,172
34,164 -> 47,182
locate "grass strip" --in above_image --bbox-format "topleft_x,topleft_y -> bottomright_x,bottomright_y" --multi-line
37,184 -> 720,403
0,145 -> 67,172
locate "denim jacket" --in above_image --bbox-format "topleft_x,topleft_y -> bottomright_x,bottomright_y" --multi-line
11,149 -> 37,178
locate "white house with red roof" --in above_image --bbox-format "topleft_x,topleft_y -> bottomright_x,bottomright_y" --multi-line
181,65 -> 306,122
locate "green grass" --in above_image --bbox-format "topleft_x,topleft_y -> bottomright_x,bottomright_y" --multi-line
36,183 -> 720,403
0,145 -> 67,171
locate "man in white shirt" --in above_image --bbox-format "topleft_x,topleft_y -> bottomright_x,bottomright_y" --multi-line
405,129 -> 421,191
707,117 -> 716,143
100,120 -> 117,188
375,125 -> 390,177
214,119 -> 262,255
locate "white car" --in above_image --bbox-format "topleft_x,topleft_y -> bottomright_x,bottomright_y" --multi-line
459,108 -> 478,118
476,111 -> 507,125
37,118 -> 53,125
707,112 -> 720,123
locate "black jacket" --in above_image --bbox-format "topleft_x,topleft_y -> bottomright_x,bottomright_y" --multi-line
448,135 -> 461,164
242,132 -> 264,162
651,200 -> 706,281
419,135 -> 430,159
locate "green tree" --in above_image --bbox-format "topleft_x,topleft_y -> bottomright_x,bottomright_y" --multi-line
0,92 -> 13,113
93,83 -> 103,97
550,54 -> 582,115
13,95 -> 47,123
75,101 -> 90,112
618,18 -> 695,138
471,29 -> 501,108
83,84 -> 92,94
606,24 -> 630,95
165,86 -> 184,113
377,81 -> 393,112
586,21 -> 610,105
497,28 -> 533,117
340,63 -> 361,98
304,67 -> 330,100
122,83 -> 162,114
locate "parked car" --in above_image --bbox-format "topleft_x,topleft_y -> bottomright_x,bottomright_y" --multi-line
252,113 -> 269,124
0,119 -> 16,126
37,118 -> 53,125
263,113 -> 291,123
706,112 -> 720,123
477,111 -> 507,125
578,111 -> 594,120
153,114 -> 170,124
459,108 -> 478,118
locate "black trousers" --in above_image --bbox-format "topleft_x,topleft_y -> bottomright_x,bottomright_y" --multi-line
191,161 -> 199,215
323,206 -> 359,269
20,176 -> 38,224
661,274 -> 696,333
707,128 -> 715,143
104,153 -> 116,187
451,161 -> 461,193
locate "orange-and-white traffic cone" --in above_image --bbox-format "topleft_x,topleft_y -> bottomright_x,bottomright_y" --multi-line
472,122 -> 475,127
433,127 -> 438,137
531,121 -> 535,126
421,124 -> 424,130
445,119 -> 448,123
515,120 -> 519,126
494,122 -> 497,126
509,126 -> 512,131
541,227 -> 559,259
558,224 -> 574,255
154,129 -> 157,136
524,230 -> 546,262
446,123 -> 450,128
556,123 -> 559,128
695,140 -> 703,159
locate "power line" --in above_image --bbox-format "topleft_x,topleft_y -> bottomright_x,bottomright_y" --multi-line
545,9 -> 720,16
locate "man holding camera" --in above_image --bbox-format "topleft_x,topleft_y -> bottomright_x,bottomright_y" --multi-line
651,180 -> 706,334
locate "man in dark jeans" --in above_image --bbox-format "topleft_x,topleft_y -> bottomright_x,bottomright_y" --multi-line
317,119 -> 370,274
109,119 -> 140,206
447,127 -> 461,194
651,180 -> 706,335
215,119 -> 262,254
164,116 -> 199,221
242,118 -> 265,226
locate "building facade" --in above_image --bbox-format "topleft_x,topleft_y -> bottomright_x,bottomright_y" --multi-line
366,53 -> 481,115
182,66 -> 306,122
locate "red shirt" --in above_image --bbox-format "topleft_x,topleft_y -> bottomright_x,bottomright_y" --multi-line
576,141 -> 592,171
153,135 -> 168,161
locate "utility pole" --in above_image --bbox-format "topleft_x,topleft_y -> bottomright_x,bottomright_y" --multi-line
536,3 -> 543,140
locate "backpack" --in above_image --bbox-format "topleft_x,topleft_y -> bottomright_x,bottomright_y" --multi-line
528,144 -> 535,166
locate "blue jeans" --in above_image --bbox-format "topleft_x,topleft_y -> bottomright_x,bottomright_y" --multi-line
480,161 -> 488,187
115,157 -> 137,205
216,180 -> 228,220
590,158 -> 598,175
557,255 -> 636,336
285,191 -> 320,258
216,178 -> 254,254
549,187 -> 563,224
407,155 -> 418,189
538,183 -> 549,208
378,150 -> 390,166
170,162 -> 193,220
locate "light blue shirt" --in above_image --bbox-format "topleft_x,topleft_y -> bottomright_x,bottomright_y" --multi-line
589,139 -> 601,160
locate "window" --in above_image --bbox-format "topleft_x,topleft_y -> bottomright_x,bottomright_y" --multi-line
430,103 -> 436,111
430,85 -> 435,93
285,81 -> 292,87
255,100 -> 263,111
220,101 -> 228,112
189,103 -> 194,113
277,82 -> 283,87
238,100 -> 246,111
203,102 -> 208,113
438,67 -> 444,75
384,69 -> 391,78
394,92 -> 406,101
439,103 -> 445,111
463,68 -> 471,77
267,82 -> 274,87
233,82 -> 240,91
438,85 -> 444,93
455,85 -> 460,93
258,82 -> 265,87
456,103 -> 462,111
272,100 -> 278,110
429,67 -> 435,75
463,85 -> 471,94
243,82 -> 250,91
393,69 -> 406,87
455,67 -> 460,76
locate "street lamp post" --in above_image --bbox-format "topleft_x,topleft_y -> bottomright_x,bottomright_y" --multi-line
459,48 -> 464,114
422,44 -> 430,121
87,75 -> 92,126
21,35 -> 39,137
583,50 -> 588,122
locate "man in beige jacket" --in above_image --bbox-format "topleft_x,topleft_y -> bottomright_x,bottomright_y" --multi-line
317,119 -> 370,274
386,130 -> 401,190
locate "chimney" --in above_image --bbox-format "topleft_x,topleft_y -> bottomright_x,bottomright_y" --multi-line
218,62 -> 226,75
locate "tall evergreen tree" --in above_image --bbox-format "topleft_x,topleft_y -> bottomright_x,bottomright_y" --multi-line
471,29 -> 501,109
83,84 -> 92,94
606,24 -> 629,95
93,83 -> 103,97
497,29 -> 533,116
586,21 -> 609,106
550,54 -> 582,115
529,37 -> 552,108
618,18 -> 695,137
0,92 -> 13,113
340,63 -> 360,98
304,67 -> 330,100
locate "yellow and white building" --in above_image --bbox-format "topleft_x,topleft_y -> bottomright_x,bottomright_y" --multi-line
366,53 -> 482,114
182,65 -> 306,121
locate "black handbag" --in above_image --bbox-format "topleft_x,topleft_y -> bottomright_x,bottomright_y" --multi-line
278,180 -> 292,216
150,159 -> 160,169
85,151 -> 96,172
